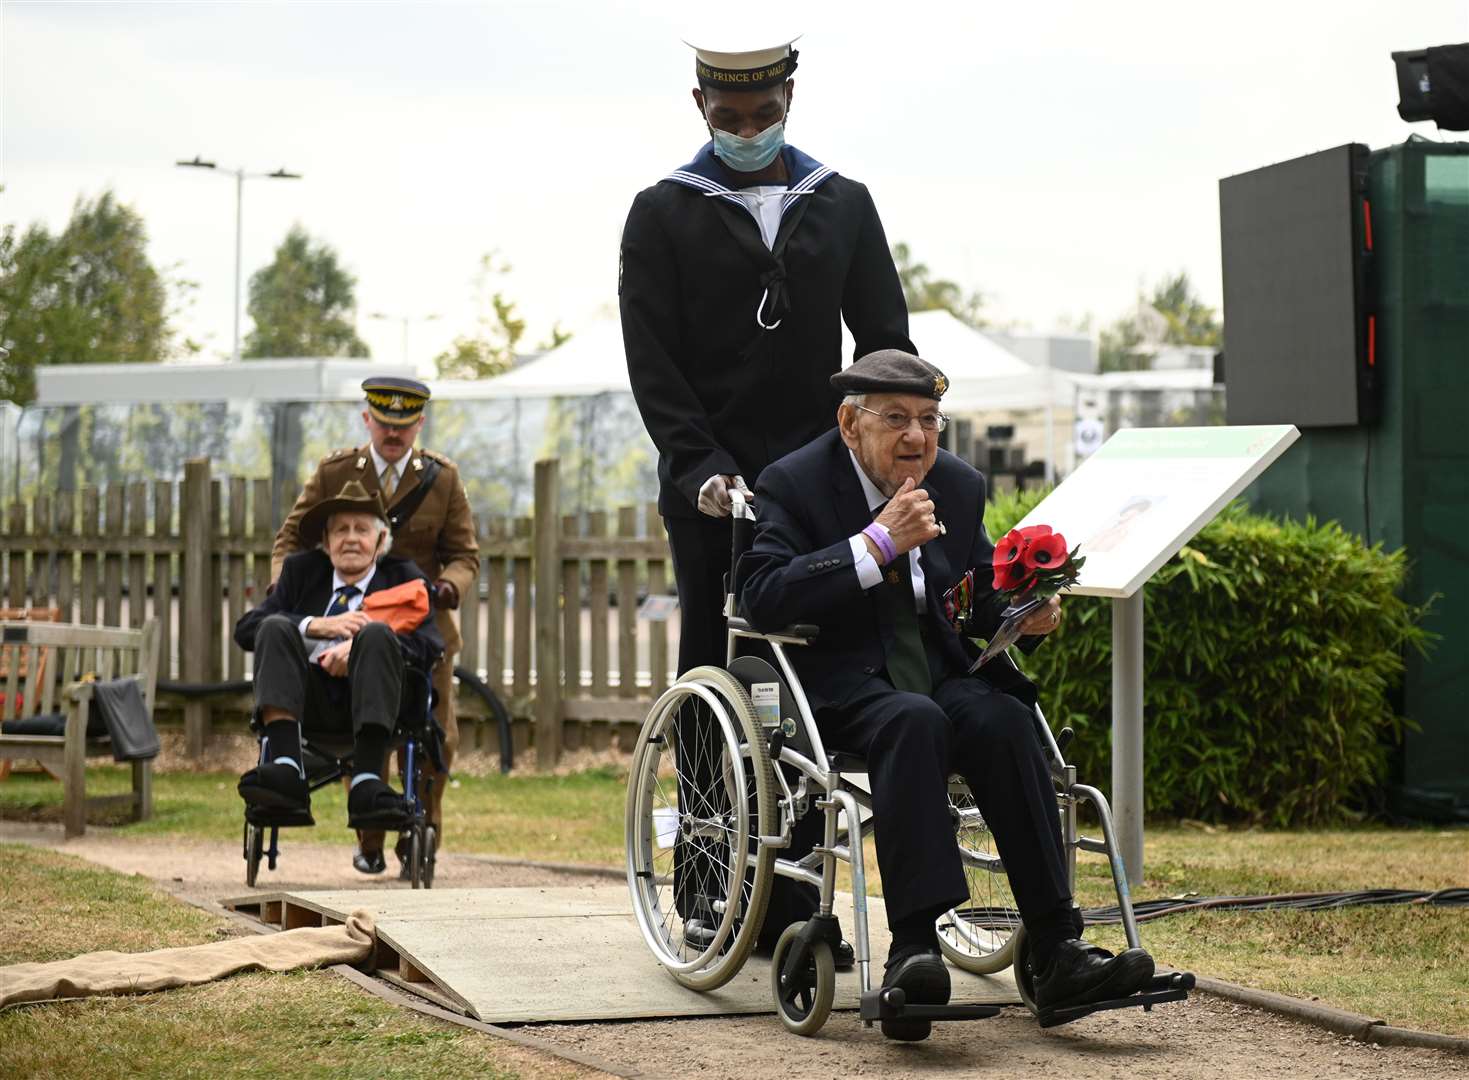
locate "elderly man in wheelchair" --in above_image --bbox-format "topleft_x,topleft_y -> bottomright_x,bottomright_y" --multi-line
625,349 -> 1189,1040
233,480 -> 445,884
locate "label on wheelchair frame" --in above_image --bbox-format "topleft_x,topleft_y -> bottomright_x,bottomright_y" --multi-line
751,682 -> 781,729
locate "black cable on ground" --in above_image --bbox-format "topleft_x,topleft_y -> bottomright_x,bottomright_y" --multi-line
158,670 -> 515,775
1082,887 -> 1469,926
960,888 -> 1469,929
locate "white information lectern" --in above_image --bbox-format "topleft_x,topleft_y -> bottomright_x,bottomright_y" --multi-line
1013,425 -> 1299,885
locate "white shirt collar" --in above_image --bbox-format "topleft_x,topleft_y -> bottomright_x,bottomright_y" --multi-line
848,449 -> 890,514
368,445 -> 408,482
331,563 -> 377,596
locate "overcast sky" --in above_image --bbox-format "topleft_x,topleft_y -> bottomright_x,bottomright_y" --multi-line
4,0 -> 1466,367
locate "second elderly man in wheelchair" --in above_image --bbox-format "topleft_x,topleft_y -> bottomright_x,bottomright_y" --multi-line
733,349 -> 1158,1040
233,479 -> 444,870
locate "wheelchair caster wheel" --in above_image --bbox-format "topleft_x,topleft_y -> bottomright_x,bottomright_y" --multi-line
244,822 -> 264,888
770,921 -> 835,1037
410,825 -> 437,890
1010,924 -> 1040,1016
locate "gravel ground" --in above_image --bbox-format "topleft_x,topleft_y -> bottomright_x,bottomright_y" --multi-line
532,997 -> 1467,1080
9,823 -> 1465,1080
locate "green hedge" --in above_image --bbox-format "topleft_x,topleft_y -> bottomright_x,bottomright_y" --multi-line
984,492 -> 1429,825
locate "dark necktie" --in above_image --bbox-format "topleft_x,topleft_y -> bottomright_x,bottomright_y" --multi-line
870,505 -> 933,696
325,584 -> 360,617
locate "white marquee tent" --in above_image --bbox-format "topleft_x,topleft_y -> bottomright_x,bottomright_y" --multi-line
480,307 -> 1076,411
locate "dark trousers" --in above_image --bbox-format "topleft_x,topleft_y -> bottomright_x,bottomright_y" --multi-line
253,615 -> 404,740
819,675 -> 1074,934
665,514 -> 821,942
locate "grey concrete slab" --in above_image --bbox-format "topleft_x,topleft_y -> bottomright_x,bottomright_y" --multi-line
226,886 -> 1019,1024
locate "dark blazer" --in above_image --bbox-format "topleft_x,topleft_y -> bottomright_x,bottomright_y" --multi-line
736,429 -> 1036,712
235,550 -> 444,671
620,143 -> 913,518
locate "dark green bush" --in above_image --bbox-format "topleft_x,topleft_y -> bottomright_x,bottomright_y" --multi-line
984,491 -> 1429,825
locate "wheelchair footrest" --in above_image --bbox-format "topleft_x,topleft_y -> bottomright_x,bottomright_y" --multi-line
1035,971 -> 1195,1029
245,806 -> 315,828
860,988 -> 1002,1024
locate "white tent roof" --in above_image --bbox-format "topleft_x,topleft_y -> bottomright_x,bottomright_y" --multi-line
844,309 -> 1077,412
474,306 -> 1077,410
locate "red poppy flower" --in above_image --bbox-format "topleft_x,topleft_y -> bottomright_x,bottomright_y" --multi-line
1022,533 -> 1069,571
993,559 -> 1031,593
1018,524 -> 1053,540
994,530 -> 1026,568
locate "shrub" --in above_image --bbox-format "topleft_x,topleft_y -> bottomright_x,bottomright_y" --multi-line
984,490 -> 1429,825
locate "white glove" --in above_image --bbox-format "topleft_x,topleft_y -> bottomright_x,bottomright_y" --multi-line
697,474 -> 752,517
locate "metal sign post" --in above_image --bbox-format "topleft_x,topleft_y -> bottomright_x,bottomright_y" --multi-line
1013,424 -> 1300,888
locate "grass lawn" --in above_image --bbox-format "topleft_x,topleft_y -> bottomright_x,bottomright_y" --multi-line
4,764 -> 1466,1035
0,846 -> 597,1080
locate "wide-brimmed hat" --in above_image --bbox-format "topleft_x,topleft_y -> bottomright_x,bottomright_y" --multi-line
300,479 -> 387,547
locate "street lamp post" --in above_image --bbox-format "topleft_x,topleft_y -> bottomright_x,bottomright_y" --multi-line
175,155 -> 301,362
368,311 -> 441,367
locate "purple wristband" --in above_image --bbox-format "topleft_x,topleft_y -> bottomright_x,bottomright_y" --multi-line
862,523 -> 897,565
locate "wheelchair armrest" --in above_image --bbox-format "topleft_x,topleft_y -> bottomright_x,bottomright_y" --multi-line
726,617 -> 819,644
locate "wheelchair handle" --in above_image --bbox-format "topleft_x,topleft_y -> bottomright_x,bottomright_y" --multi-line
729,488 -> 756,598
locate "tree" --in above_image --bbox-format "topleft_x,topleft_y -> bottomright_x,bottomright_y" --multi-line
434,252 -> 569,380
0,191 -> 172,403
1098,271 -> 1222,373
891,242 -> 987,329
242,226 -> 369,358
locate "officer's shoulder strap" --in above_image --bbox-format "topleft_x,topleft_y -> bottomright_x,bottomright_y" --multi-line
419,448 -> 454,468
320,446 -> 358,464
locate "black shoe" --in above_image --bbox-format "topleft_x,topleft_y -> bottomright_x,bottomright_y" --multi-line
353,847 -> 386,875
1033,939 -> 1155,1014
880,946 -> 951,1042
238,763 -> 309,812
347,778 -> 409,829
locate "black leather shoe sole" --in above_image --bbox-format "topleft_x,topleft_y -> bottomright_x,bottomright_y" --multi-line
881,953 -> 951,1041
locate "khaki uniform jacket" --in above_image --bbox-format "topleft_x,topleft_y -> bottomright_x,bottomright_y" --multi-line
272,445 -> 479,655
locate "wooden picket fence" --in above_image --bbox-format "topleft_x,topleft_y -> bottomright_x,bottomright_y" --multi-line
0,458 -> 672,767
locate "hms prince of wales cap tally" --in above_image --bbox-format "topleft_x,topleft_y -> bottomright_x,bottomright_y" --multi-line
683,32 -> 801,90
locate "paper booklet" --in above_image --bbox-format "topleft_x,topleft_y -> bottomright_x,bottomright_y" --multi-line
967,595 -> 1046,673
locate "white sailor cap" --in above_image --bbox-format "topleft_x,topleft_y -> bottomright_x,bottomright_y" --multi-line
682,32 -> 801,90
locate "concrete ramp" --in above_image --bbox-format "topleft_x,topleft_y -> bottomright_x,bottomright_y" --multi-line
223,885 -> 1020,1024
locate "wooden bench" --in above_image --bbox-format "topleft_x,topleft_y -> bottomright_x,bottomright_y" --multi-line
0,619 -> 161,837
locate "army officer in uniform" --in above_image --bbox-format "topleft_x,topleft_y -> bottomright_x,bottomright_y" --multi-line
620,31 -> 914,955
273,377 -> 479,875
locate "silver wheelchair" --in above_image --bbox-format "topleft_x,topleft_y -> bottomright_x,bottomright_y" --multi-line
625,491 -> 1192,1036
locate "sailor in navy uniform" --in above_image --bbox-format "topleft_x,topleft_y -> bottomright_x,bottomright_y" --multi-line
619,31 -> 914,957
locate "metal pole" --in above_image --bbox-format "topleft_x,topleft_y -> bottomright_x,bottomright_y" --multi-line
1111,587 -> 1145,887
232,168 -> 244,362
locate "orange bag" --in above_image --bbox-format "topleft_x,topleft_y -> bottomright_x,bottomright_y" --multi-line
361,579 -> 431,634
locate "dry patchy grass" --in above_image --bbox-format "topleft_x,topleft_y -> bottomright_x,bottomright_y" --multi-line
0,846 -> 601,1080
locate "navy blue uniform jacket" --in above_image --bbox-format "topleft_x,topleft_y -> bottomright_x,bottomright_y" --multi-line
620,143 -> 913,518
736,429 -> 1037,712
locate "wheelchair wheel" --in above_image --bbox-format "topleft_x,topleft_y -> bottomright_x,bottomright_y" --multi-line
770,920 -> 835,1037
421,825 -> 437,888
626,666 -> 776,992
244,822 -> 264,888
937,780 -> 1021,975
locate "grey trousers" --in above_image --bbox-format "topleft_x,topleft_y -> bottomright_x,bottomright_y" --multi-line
253,614 -> 403,736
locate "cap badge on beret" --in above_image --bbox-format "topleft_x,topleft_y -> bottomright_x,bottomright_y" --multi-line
830,348 -> 950,401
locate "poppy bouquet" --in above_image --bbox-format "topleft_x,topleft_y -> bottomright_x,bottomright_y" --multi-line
991,524 -> 1085,604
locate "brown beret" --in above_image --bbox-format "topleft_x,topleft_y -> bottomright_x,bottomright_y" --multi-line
830,349 -> 949,400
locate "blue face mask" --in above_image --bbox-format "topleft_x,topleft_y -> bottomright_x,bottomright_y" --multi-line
709,117 -> 786,173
